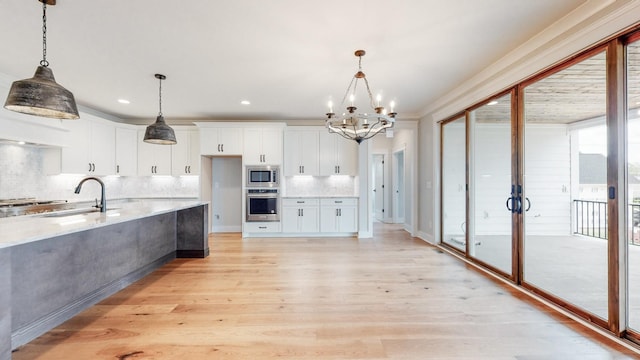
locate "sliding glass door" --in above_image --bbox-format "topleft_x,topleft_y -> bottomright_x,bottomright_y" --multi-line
468,93 -> 514,276
441,116 -> 467,252
627,37 -> 640,332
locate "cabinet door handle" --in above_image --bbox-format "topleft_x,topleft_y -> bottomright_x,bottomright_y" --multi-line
116,165 -> 120,174
88,163 -> 92,172
188,166 -> 191,173
339,209 -> 342,216
338,166 -> 340,173
301,209 -> 304,217
296,201 -> 304,204
221,144 -> 224,152
217,144 -> 220,152
185,165 -> 188,174
259,226 -> 267,229
336,208 -> 339,216
335,200 -> 342,204
302,165 -> 304,173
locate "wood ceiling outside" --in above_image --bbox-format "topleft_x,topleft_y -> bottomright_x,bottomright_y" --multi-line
473,42 -> 640,125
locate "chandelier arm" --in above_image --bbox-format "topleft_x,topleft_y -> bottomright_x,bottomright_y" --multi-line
341,76 -> 357,107
362,77 -> 375,109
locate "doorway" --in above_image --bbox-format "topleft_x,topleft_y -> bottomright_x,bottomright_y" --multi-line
211,157 -> 242,232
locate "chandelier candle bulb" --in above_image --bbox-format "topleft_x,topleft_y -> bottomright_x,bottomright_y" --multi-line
376,94 -> 382,107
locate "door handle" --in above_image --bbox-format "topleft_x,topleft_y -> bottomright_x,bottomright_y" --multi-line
506,197 -> 513,212
525,197 -> 531,212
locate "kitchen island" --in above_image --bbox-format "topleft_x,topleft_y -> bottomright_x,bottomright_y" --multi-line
0,199 -> 208,358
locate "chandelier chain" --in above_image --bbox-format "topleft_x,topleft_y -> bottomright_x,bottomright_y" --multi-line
40,1 -> 49,67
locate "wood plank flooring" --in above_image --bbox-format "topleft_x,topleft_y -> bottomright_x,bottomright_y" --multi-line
12,224 -> 640,359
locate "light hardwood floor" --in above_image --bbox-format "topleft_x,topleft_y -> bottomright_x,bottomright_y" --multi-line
12,224 -> 640,359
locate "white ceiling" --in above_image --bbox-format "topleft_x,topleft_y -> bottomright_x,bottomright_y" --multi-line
0,0 -> 587,123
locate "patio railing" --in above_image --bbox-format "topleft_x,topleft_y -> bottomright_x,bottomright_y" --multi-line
574,199 -> 608,239
573,199 -> 640,244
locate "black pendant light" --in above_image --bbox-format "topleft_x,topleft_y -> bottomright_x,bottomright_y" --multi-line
143,74 -> 176,145
4,0 -> 79,120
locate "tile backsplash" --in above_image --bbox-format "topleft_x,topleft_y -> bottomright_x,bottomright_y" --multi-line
284,175 -> 358,197
0,144 -> 199,201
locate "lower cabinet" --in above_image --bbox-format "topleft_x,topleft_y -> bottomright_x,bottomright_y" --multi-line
281,197 -> 358,235
282,198 -> 319,233
320,198 -> 358,233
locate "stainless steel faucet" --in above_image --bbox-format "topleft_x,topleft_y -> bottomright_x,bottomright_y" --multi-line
74,176 -> 106,213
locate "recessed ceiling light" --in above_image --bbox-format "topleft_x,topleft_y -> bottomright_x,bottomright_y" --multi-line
118,99 -> 130,104
241,100 -> 251,105
487,100 -> 498,106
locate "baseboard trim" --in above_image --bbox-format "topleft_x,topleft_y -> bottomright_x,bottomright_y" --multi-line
11,252 -> 176,350
417,231 -> 436,244
177,249 -> 210,258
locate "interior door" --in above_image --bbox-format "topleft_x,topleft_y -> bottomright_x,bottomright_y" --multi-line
372,154 -> 385,221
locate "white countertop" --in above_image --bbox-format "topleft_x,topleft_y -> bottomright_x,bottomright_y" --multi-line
0,199 -> 207,249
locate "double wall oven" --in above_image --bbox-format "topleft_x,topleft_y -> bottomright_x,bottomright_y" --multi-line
246,166 -> 280,222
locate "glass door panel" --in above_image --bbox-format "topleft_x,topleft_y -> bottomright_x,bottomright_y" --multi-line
523,50 -> 608,320
469,93 -> 513,275
627,38 -> 640,331
442,117 -> 466,251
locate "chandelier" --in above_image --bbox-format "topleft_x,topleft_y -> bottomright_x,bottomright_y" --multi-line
325,50 -> 396,144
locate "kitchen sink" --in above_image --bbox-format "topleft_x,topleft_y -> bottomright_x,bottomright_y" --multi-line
37,207 -> 119,218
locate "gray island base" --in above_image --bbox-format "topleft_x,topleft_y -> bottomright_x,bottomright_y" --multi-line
0,201 -> 208,359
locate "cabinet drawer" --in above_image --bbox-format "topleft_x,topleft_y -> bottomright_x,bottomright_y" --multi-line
282,198 -> 319,207
244,222 -> 281,233
320,198 -> 358,206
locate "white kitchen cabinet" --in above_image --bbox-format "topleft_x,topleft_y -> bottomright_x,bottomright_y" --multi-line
60,117 -> 115,175
243,127 -> 283,165
244,222 -> 282,233
171,129 -> 200,175
319,131 -> 359,176
283,128 -> 319,176
199,127 -> 242,155
137,129 -> 172,175
115,127 -> 138,176
282,198 -> 319,233
320,198 -> 358,233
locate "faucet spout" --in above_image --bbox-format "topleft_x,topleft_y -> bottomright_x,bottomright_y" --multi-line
74,176 -> 107,213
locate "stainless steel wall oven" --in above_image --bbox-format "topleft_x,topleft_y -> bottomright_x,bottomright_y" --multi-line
246,188 -> 280,222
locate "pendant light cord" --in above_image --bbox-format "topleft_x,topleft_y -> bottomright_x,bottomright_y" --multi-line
158,77 -> 163,116
40,1 -> 48,67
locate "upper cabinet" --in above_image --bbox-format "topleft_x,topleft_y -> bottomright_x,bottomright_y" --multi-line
171,129 -> 201,175
319,131 -> 359,176
198,126 -> 242,155
60,116 -> 115,175
284,128 -> 319,176
137,129 -> 172,175
115,126 -> 138,176
243,126 -> 284,165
